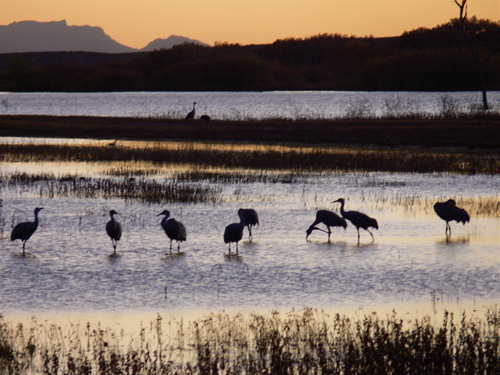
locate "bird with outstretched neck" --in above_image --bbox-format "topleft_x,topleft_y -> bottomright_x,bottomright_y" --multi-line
240,208 -> 259,241
106,210 -> 122,255
224,209 -> 246,255
306,209 -> 347,242
185,102 -> 196,120
433,199 -> 469,237
11,207 -> 43,256
333,198 -> 378,244
158,210 -> 187,254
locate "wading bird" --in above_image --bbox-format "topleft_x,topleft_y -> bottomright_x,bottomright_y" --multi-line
306,210 -> 347,242
11,207 -> 43,256
158,210 -> 187,254
240,208 -> 259,241
200,114 -> 211,123
108,139 -> 118,147
185,102 -> 196,120
224,209 -> 246,255
106,210 -> 122,254
333,198 -> 378,243
433,199 -> 469,236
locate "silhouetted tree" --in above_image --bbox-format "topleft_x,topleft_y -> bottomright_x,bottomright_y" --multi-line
453,0 -> 499,110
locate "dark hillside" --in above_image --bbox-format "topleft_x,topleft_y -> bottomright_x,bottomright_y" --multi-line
0,18 -> 498,92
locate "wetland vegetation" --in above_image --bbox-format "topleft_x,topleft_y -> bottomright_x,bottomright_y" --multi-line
1,308 -> 498,374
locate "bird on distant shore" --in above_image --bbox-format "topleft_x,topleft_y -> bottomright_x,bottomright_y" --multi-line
158,210 -> 187,254
306,210 -> 347,243
11,207 -> 43,256
240,208 -> 259,241
106,210 -> 122,254
200,114 -> 211,123
433,199 -> 469,236
185,102 -> 196,120
333,198 -> 378,243
108,139 -> 118,147
224,209 -> 246,255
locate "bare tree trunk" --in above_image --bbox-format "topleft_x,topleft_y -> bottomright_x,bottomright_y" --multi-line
454,0 -> 489,110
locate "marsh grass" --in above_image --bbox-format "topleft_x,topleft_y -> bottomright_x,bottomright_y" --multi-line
2,172 -> 223,204
0,142 -> 498,174
1,308 -> 498,374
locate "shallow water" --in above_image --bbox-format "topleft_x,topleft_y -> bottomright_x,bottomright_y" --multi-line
1,91 -> 498,119
1,157 -> 498,316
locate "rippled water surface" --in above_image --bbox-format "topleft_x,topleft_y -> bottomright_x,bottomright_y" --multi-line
1,91 -> 499,119
1,156 -> 498,315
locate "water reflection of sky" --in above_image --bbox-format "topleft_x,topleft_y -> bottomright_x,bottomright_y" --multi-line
1,157 -> 498,316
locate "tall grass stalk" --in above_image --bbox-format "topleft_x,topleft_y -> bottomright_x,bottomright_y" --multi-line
1,308 -> 498,374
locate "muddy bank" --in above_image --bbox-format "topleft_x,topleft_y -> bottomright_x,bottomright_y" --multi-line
0,114 -> 499,149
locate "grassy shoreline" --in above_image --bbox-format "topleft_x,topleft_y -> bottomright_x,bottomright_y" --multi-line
1,114 -> 500,149
1,307 -> 498,374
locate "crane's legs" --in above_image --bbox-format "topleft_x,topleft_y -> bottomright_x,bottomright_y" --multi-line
169,240 -> 173,255
327,227 -> 331,243
445,222 -> 451,237
111,239 -> 117,254
248,226 -> 253,241
22,240 -> 27,256
367,229 -> 375,242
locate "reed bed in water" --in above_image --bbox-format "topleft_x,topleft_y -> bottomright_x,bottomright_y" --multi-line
1,308 -> 498,374
3,173 -> 222,204
0,142 -> 498,174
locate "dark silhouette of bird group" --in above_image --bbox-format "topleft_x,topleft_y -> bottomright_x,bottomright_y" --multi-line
10,198 -> 470,257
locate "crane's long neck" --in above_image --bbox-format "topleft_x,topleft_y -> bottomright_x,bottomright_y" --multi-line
339,201 -> 346,216
33,211 -> 39,229
238,211 -> 246,228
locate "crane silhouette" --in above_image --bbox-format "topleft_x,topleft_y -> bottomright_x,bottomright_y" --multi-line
240,208 -> 259,241
158,210 -> 187,254
200,114 -> 211,123
108,139 -> 118,147
433,199 -> 469,236
333,198 -> 378,243
306,209 -> 347,242
185,102 -> 196,120
11,207 -> 43,256
224,209 -> 246,255
106,210 -> 122,254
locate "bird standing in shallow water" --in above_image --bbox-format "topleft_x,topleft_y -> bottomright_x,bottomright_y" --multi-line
433,199 -> 469,236
240,208 -> 259,241
333,198 -> 378,244
106,210 -> 122,254
224,209 -> 246,255
11,207 -> 43,256
306,210 -> 347,242
158,210 -> 187,254
185,102 -> 196,120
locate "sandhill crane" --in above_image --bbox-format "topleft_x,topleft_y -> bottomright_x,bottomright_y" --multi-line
306,209 -> 347,242
11,207 -> 43,256
433,199 -> 469,236
200,114 -> 211,123
185,102 -> 196,120
158,210 -> 187,254
333,198 -> 378,243
224,209 -> 246,255
240,208 -> 259,241
106,210 -> 122,254
108,139 -> 118,147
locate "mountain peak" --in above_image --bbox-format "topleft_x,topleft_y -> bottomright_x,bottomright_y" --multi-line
0,20 -> 209,54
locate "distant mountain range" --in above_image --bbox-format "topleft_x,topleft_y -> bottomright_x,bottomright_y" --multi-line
0,20 -> 210,53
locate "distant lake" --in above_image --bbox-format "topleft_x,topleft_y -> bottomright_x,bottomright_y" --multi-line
0,91 -> 498,120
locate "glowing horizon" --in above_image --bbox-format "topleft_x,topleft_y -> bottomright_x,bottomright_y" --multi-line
1,0 -> 498,48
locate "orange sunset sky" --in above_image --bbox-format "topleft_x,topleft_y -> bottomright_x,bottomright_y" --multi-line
1,0 -> 498,48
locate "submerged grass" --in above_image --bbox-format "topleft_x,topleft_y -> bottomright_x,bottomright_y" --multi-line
0,142 -> 498,174
2,172 -> 223,204
1,308 -> 498,374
